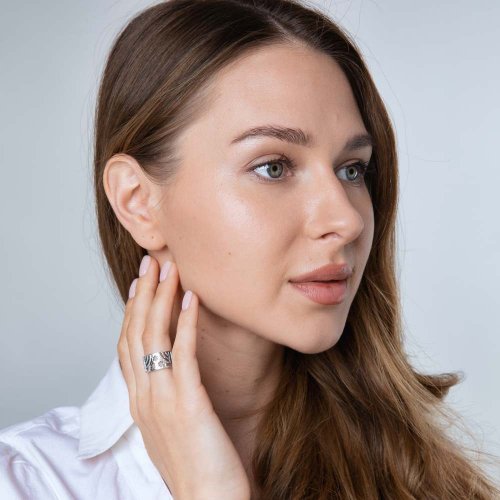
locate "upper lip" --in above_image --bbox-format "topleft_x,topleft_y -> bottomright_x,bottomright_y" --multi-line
289,263 -> 354,283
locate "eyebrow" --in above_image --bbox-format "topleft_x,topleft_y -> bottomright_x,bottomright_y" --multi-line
230,124 -> 373,151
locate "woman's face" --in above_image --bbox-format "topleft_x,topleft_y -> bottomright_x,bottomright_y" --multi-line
155,43 -> 374,354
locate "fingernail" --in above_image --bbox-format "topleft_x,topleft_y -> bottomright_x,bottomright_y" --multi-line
129,278 -> 138,299
182,290 -> 192,311
139,255 -> 151,277
159,261 -> 172,282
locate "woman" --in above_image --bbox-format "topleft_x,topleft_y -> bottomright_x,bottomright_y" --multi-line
1,0 -> 499,498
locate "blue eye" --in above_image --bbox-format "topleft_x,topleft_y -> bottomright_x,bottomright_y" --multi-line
250,153 -> 373,185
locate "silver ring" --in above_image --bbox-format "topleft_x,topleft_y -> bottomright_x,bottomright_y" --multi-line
143,350 -> 172,373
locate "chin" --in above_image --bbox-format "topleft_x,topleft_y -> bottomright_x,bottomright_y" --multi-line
287,326 -> 345,355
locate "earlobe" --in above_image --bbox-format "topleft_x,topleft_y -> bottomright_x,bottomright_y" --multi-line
102,153 -> 166,250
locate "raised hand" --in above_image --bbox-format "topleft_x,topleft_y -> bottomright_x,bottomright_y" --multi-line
117,255 -> 251,500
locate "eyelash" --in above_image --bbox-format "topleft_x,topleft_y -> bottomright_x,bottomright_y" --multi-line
250,153 -> 375,185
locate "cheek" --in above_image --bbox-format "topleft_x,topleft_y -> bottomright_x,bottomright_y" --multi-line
166,185 -> 283,303
360,199 -> 375,255
348,198 -> 374,296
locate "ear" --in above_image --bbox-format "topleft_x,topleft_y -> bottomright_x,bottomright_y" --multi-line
102,153 -> 166,251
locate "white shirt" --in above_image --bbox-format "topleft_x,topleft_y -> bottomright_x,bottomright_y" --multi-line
0,356 -> 174,499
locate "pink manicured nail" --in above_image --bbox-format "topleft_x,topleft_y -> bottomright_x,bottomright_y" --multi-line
139,255 -> 151,277
182,290 -> 192,311
159,261 -> 172,282
129,278 -> 138,299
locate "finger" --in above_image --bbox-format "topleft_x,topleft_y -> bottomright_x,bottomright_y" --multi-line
118,295 -> 135,384
172,289 -> 202,396
118,295 -> 138,418
126,255 -> 160,395
143,261 -> 178,394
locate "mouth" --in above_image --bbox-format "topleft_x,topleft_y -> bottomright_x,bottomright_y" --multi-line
289,263 -> 354,283
309,279 -> 341,283
289,279 -> 348,305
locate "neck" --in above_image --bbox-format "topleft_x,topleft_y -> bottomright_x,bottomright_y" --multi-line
168,294 -> 284,498
169,297 -> 285,423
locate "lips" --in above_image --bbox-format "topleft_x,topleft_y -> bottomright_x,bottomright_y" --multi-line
290,262 -> 354,283
290,279 -> 348,305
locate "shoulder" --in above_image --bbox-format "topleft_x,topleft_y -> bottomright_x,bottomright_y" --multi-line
0,404 -> 80,443
0,404 -> 81,459
0,439 -> 57,498
0,406 -> 80,499
0,406 -> 137,500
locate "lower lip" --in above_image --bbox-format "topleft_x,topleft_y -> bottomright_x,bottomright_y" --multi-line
290,280 -> 348,305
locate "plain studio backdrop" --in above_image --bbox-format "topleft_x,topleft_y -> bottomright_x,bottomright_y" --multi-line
1,0 -> 499,480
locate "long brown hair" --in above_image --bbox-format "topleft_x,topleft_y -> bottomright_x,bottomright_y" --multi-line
93,0 -> 500,497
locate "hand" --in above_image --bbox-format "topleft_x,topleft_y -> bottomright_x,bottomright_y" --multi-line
117,255 -> 251,500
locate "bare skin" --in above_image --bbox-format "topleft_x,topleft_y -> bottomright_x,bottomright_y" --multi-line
104,41 -> 374,497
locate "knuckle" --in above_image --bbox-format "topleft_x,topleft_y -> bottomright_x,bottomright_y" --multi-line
136,278 -> 158,296
117,339 -> 128,356
142,329 -> 154,345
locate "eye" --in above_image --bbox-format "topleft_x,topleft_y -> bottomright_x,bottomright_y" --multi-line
250,153 -> 374,186
250,153 -> 297,183
336,161 -> 372,186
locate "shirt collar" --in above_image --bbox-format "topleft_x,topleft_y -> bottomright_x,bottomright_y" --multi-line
77,355 -> 134,459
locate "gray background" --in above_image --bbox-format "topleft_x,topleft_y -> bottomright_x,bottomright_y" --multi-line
1,0 -> 499,478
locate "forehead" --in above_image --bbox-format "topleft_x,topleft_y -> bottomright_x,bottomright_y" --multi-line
179,43 -> 366,148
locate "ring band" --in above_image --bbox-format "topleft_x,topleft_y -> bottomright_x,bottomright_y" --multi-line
143,351 -> 173,372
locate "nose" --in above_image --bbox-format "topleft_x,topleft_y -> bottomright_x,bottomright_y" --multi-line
305,169 -> 366,245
